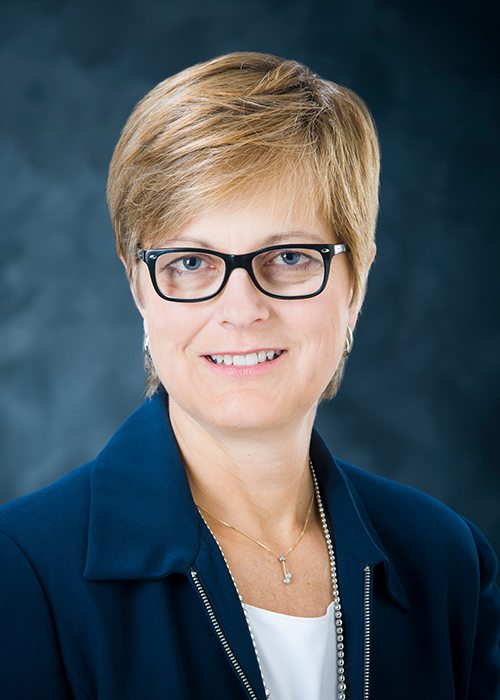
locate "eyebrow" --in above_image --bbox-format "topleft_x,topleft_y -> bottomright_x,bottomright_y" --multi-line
163,230 -> 327,249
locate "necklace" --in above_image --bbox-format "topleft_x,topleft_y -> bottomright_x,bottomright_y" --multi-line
196,462 -> 347,700
196,492 -> 314,584
310,463 -> 347,700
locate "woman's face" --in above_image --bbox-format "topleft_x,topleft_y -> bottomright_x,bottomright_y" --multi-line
135,189 -> 361,435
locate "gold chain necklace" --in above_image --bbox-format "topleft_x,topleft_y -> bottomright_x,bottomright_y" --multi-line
196,491 -> 314,584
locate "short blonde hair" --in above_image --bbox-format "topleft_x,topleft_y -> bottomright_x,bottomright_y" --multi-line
107,51 -> 380,399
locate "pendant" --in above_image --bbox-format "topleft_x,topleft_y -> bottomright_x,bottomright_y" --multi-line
279,556 -> 292,584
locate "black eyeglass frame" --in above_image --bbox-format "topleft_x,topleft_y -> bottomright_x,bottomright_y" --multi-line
137,243 -> 349,302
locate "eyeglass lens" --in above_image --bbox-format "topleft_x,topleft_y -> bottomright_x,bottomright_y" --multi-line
153,248 -> 326,300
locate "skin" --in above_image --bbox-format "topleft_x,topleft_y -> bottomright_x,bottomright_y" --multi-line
131,188 -> 370,616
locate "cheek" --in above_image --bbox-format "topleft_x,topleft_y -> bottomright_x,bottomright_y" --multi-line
141,293 -> 203,361
318,312 -> 348,370
290,294 -> 349,366
147,308 -> 196,352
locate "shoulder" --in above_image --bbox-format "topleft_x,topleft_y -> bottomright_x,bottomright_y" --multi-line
338,457 -> 467,531
0,463 -> 92,564
0,466 -> 95,698
336,458 -> 497,585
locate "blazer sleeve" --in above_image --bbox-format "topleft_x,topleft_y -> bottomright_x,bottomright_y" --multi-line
0,530 -> 74,700
464,520 -> 500,699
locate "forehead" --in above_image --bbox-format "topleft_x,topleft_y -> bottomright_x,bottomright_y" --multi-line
150,182 -> 335,252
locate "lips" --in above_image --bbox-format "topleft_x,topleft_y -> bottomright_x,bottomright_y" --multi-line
206,350 -> 284,366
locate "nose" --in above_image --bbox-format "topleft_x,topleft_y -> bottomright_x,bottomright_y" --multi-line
212,268 -> 270,328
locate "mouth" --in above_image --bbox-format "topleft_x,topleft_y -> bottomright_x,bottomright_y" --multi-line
205,350 -> 284,366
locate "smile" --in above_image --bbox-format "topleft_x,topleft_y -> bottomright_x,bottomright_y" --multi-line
207,350 -> 284,366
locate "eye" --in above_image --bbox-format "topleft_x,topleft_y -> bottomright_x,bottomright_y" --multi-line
179,256 -> 203,271
267,250 -> 313,267
163,255 -> 210,273
257,248 -> 319,272
278,251 -> 303,265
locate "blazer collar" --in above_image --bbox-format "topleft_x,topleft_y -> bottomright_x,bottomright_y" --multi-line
310,431 -> 409,611
84,389 -> 201,580
84,390 -> 409,610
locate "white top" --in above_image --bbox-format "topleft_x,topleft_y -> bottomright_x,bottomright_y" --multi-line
243,602 -> 338,700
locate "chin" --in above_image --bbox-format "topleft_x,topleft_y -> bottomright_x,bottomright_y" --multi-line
191,389 -> 316,434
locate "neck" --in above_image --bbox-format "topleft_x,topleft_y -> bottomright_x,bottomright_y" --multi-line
169,398 -> 317,540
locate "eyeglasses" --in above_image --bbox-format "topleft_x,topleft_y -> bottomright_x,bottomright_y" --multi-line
137,243 -> 349,302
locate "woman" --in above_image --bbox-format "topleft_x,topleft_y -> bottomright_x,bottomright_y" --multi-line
0,52 -> 499,700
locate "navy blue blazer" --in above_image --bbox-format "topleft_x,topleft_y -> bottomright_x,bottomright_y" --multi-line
0,390 -> 499,699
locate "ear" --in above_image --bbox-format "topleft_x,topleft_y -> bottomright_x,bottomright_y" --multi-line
347,243 -> 376,331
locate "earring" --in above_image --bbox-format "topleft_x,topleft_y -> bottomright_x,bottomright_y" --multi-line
342,325 -> 353,358
143,334 -> 151,358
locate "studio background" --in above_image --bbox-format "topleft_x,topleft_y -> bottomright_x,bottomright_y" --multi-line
1,0 -> 499,573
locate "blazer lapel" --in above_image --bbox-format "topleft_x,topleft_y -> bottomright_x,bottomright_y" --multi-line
84,390 -> 201,581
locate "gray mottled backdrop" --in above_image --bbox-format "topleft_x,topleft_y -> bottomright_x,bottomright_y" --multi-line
1,0 -> 499,568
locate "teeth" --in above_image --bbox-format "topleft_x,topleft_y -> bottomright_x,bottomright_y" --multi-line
245,353 -> 258,366
209,350 -> 282,365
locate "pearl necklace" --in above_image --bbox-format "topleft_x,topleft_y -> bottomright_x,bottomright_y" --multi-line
310,463 -> 347,700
